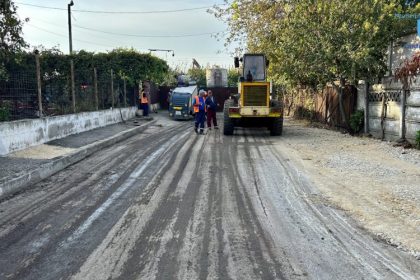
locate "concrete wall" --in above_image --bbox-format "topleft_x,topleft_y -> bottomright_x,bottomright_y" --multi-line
368,77 -> 420,143
406,88 -> 420,142
0,107 -> 137,156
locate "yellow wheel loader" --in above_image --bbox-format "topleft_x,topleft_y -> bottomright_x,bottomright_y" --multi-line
223,54 -> 283,136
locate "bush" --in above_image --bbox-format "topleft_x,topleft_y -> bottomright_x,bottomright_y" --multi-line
294,106 -> 314,120
416,131 -> 420,149
0,105 -> 10,122
349,109 -> 364,133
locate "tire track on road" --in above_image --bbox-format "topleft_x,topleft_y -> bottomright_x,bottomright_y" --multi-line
0,123 -> 182,233
71,132 -> 202,279
222,132 -> 288,280
258,132 -> 419,279
142,135 -> 206,280
0,122 -> 190,280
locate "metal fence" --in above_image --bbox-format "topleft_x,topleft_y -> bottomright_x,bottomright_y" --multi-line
0,56 -> 137,122
0,71 -> 38,121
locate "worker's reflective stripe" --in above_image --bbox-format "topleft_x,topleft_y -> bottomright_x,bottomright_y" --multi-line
193,96 -> 206,113
193,96 -> 199,113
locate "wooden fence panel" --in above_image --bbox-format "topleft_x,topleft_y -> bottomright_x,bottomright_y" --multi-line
288,85 -> 356,128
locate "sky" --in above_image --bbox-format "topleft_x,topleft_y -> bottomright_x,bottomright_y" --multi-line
15,0 -> 235,71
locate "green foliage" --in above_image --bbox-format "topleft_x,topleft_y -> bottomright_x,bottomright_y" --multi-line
4,48 -> 170,86
0,103 -> 10,122
0,0 -> 28,79
103,48 -> 169,86
212,0 -> 420,88
416,131 -> 420,149
349,109 -> 364,133
187,68 -> 206,87
227,68 -> 240,87
2,47 -> 170,114
162,68 -> 178,87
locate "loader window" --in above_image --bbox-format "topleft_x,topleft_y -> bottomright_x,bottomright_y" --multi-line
243,55 -> 266,81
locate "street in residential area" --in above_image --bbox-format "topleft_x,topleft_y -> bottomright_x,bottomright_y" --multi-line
0,114 -> 419,280
2,1 -> 420,279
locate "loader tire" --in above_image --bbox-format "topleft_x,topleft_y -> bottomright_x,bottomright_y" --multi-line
223,99 -> 235,135
270,117 -> 283,136
269,100 -> 283,136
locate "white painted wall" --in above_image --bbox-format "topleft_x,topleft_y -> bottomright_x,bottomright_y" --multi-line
0,107 -> 137,156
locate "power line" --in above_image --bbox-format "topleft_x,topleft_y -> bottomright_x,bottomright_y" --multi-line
15,2 -> 221,14
25,23 -> 116,48
73,24 -> 226,38
24,16 -> 226,39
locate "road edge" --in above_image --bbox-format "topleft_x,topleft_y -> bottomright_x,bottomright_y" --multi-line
0,120 -> 155,200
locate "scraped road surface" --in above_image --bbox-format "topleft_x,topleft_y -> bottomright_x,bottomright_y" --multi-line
0,116 -> 419,280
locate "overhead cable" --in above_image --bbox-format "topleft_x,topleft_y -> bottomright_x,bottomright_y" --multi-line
15,2 -> 221,14
73,24 -> 226,38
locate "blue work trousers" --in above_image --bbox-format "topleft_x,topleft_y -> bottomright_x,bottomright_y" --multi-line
195,111 -> 206,130
142,103 -> 149,116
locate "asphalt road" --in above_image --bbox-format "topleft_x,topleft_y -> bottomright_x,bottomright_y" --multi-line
0,115 -> 418,280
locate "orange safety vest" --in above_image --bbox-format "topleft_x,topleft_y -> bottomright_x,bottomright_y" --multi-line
141,94 -> 148,104
193,96 -> 206,113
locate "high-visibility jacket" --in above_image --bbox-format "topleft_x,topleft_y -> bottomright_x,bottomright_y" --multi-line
193,96 -> 206,113
141,94 -> 148,104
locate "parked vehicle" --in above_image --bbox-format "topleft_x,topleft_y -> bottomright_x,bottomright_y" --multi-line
168,85 -> 198,120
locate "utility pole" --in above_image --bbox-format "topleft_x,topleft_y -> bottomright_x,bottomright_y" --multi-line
111,69 -> 114,108
94,67 -> 99,110
68,0 -> 76,113
123,78 -> 127,107
68,0 -> 73,54
35,50 -> 43,118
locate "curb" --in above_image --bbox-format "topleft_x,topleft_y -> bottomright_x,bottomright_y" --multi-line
0,120 -> 155,200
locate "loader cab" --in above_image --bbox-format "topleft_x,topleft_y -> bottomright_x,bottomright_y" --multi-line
235,54 -> 269,82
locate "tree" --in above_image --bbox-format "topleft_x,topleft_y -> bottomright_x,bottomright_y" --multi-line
212,0 -> 420,126
3,47 -> 170,112
187,68 -> 206,87
227,68 -> 240,87
214,0 -> 419,85
98,48 -> 170,86
0,0 -> 28,78
395,52 -> 420,89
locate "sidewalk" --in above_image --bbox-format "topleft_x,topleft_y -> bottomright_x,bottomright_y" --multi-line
0,117 -> 154,200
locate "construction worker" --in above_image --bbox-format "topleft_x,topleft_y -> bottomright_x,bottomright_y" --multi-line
193,90 -> 206,134
140,90 -> 149,116
205,90 -> 218,130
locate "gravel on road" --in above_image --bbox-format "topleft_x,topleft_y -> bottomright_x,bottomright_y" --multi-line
280,118 -> 420,258
0,114 -> 418,280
